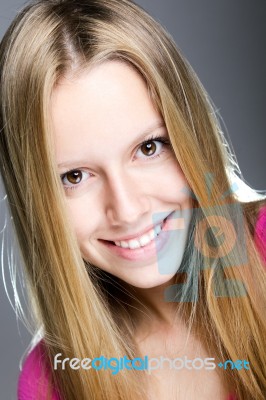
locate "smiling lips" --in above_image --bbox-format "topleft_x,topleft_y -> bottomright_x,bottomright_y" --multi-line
101,214 -> 175,262
114,221 -> 163,249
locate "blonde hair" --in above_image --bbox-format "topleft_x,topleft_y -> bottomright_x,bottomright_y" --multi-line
0,0 -> 265,399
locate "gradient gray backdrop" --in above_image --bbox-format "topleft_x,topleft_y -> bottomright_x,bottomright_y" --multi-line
1,0 -> 265,398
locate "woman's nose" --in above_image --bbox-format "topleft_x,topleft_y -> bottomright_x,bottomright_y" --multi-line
104,171 -> 150,226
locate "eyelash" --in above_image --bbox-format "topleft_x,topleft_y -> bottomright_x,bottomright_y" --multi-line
60,134 -> 171,192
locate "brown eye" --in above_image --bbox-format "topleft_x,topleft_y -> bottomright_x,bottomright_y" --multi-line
140,141 -> 157,156
66,170 -> 82,184
60,169 -> 91,191
135,138 -> 168,160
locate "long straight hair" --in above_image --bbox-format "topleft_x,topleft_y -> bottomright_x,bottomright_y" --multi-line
0,1 -> 265,399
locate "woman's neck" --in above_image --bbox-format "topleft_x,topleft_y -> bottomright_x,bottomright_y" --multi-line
129,276 -> 180,329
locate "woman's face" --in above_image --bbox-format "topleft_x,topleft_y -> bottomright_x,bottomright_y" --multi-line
51,61 -> 192,289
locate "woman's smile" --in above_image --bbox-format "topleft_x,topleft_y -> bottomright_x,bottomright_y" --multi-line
99,214 -> 170,261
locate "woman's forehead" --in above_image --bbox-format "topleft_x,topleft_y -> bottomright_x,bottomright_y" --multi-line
51,61 -> 165,165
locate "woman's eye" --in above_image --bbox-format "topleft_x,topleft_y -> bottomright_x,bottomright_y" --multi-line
60,170 -> 90,189
136,139 -> 165,159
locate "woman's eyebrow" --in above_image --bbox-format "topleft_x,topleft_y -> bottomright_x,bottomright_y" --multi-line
131,120 -> 167,144
57,120 -> 167,169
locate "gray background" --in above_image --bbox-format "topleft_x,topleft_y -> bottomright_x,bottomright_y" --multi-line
1,0 -> 265,398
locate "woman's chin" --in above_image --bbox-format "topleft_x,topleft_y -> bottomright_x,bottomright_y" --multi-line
125,272 -> 177,290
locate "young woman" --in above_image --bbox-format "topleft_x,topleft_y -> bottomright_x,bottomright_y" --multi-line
0,0 -> 265,399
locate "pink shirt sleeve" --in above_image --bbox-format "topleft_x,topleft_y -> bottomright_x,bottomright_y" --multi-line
17,340 -> 60,400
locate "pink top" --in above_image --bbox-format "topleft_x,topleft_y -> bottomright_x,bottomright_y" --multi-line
17,207 -> 266,399
18,340 -> 61,400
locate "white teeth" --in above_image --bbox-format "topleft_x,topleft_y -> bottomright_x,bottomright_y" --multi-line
128,239 -> 140,249
139,234 -> 151,247
149,229 -> 155,240
113,222 -> 163,249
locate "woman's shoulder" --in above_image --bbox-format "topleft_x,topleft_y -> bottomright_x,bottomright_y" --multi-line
254,205 -> 266,263
18,340 -> 60,400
